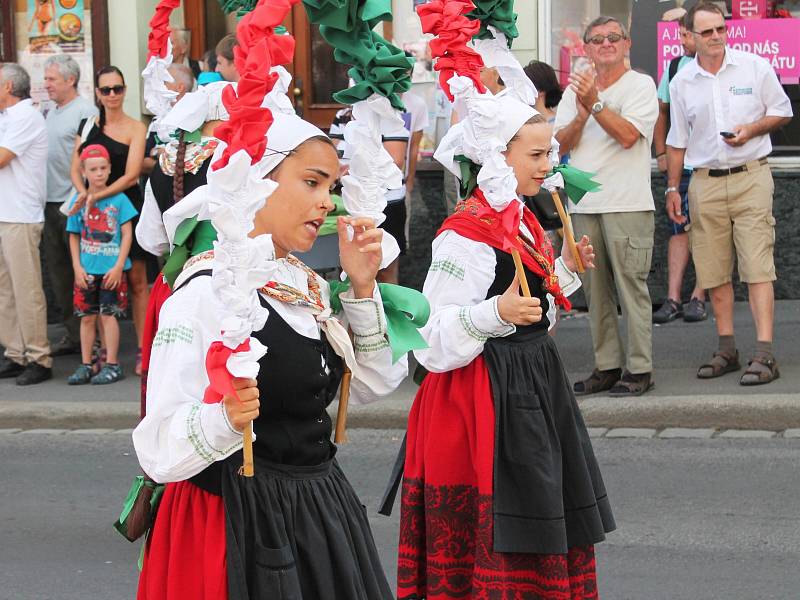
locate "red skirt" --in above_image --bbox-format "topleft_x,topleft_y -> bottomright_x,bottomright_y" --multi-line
398,355 -> 598,600
137,481 -> 228,600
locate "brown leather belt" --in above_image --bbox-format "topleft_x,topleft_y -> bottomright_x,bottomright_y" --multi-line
703,157 -> 768,178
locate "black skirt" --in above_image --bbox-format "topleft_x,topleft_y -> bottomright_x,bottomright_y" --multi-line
483,330 -> 616,554
220,454 -> 393,600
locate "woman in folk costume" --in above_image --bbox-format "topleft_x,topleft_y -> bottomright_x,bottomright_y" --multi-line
133,1 -> 419,598
396,1 -> 615,598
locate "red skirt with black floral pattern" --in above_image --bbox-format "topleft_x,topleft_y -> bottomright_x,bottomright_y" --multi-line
397,355 -> 598,600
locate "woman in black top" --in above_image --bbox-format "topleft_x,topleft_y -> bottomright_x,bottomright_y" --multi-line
70,66 -> 150,374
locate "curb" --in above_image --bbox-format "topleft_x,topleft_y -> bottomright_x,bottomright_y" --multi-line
2,393 -> 800,431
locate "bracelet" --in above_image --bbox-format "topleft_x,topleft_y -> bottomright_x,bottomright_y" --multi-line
665,186 -> 679,195
656,152 -> 666,158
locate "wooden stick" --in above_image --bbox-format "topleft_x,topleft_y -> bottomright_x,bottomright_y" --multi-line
510,248 -> 532,298
334,367 -> 353,444
550,189 -> 584,273
241,423 -> 254,477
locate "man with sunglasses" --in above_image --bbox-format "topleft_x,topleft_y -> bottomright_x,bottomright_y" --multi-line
554,15 -> 659,397
666,2 -> 793,386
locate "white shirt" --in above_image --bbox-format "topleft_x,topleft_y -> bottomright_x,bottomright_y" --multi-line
414,229 -> 581,373
132,258 -> 408,483
386,91 -> 430,203
666,48 -> 793,169
0,99 -> 48,223
554,70 -> 659,214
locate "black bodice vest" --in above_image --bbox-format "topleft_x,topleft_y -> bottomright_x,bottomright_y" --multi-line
485,248 -> 551,336
190,290 -> 344,495
149,156 -> 212,214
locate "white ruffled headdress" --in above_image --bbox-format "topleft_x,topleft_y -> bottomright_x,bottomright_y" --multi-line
434,76 -> 537,213
470,26 -> 538,106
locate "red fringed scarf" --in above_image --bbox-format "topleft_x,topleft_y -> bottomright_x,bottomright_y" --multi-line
438,190 -> 571,310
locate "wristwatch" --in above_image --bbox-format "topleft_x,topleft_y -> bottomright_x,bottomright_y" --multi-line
591,100 -> 606,115
665,186 -> 679,195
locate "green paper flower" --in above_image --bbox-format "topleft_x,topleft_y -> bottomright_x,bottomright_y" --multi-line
468,0 -> 518,45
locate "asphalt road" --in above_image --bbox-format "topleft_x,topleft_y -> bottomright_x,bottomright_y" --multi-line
1,430 -> 798,600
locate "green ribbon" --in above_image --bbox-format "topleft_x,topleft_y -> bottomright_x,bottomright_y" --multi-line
162,217 -> 218,289
549,164 -> 602,205
329,280 -> 430,363
318,194 -> 347,237
469,0 -> 518,45
454,154 -> 480,201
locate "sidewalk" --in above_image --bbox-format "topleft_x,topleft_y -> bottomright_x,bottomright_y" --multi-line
2,300 -> 799,430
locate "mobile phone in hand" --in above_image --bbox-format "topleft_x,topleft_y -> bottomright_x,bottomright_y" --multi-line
720,131 -> 736,139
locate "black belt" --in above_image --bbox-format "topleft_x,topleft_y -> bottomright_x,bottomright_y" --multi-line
706,157 -> 767,177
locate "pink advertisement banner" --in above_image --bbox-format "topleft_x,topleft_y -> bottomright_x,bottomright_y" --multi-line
657,19 -> 800,85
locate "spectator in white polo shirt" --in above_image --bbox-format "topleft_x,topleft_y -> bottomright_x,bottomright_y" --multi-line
666,2 -> 793,386
0,63 -> 52,386
43,54 -> 98,357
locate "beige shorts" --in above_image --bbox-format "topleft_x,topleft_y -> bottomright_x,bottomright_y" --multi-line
687,163 -> 776,289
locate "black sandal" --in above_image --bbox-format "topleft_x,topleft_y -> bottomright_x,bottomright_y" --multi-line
697,350 -> 740,379
609,371 -> 654,397
573,368 -> 621,397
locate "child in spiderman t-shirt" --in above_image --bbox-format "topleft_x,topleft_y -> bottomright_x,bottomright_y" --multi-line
66,144 -> 138,385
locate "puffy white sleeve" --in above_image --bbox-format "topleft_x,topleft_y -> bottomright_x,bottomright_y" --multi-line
413,231 -> 514,373
336,283 -> 409,404
132,276 -> 243,483
135,179 -> 170,257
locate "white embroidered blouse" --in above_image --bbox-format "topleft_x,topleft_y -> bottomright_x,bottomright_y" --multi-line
414,229 -> 581,374
132,257 -> 407,483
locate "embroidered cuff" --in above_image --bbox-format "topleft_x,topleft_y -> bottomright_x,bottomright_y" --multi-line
339,284 -> 387,338
555,256 -> 582,297
461,298 -> 516,342
189,402 -> 243,463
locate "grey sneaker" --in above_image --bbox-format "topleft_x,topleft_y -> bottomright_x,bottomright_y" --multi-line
653,298 -> 682,324
91,363 -> 124,385
68,363 -> 93,385
683,297 -> 708,322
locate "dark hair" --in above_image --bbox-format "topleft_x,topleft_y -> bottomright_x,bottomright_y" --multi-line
203,49 -> 218,72
583,15 -> 630,43
94,65 -> 125,134
173,130 -> 187,204
265,136 -> 337,177
215,34 -> 238,62
685,2 -> 726,32
523,60 -> 562,109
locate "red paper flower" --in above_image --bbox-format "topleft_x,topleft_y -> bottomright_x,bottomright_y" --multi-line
213,0 -> 299,170
417,0 -> 486,100
147,0 -> 181,59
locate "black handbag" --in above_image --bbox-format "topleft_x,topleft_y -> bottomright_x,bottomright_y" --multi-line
523,189 -> 565,231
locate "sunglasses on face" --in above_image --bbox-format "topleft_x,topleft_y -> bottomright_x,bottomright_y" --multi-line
98,85 -> 126,96
693,25 -> 727,38
587,33 -> 626,45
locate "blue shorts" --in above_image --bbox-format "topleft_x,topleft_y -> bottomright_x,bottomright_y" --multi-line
667,169 -> 692,236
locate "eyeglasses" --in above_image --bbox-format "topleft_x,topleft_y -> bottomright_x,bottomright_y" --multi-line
98,85 -> 126,96
587,33 -> 626,45
693,25 -> 727,38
